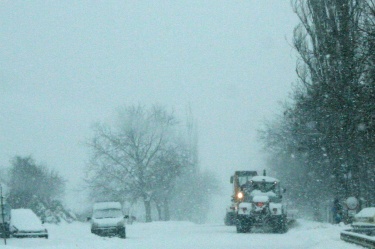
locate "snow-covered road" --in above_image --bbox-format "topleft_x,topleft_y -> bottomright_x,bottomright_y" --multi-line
0,220 -> 362,249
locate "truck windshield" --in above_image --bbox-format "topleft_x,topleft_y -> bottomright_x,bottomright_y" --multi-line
242,181 -> 279,195
93,209 -> 123,219
238,176 -> 254,186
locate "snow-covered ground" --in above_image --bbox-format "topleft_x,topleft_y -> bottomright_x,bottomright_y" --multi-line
0,219 -> 362,249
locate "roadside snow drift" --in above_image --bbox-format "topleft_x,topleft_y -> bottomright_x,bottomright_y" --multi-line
0,219 -> 362,249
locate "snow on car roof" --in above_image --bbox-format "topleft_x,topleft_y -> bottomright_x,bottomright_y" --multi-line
11,209 -> 44,231
93,202 -> 122,210
355,207 -> 375,218
251,176 -> 279,182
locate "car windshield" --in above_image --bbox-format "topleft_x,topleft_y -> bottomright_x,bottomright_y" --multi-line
93,209 -> 123,219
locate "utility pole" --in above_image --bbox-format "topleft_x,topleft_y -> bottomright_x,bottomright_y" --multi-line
0,184 -> 6,245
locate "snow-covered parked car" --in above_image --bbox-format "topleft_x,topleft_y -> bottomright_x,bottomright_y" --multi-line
88,202 -> 128,238
352,207 -> 375,228
10,209 -> 48,239
350,207 -> 375,236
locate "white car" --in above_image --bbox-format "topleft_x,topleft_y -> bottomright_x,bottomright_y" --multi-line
10,209 -> 48,239
88,202 -> 127,238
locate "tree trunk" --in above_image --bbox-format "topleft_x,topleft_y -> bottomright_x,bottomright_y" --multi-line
164,198 -> 170,221
155,202 -> 163,221
144,200 -> 152,222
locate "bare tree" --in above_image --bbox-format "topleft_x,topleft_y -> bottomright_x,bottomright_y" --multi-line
152,144 -> 187,221
85,105 -> 183,222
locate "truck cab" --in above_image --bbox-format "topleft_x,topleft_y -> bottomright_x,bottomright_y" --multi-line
225,171 -> 258,226
236,175 -> 288,233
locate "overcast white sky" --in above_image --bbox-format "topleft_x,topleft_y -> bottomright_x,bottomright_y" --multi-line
0,1 -> 298,212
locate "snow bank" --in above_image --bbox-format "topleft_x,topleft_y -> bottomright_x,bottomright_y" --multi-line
0,219 -> 360,249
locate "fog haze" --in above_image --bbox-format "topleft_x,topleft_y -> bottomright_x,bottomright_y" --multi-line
0,1 -> 298,214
